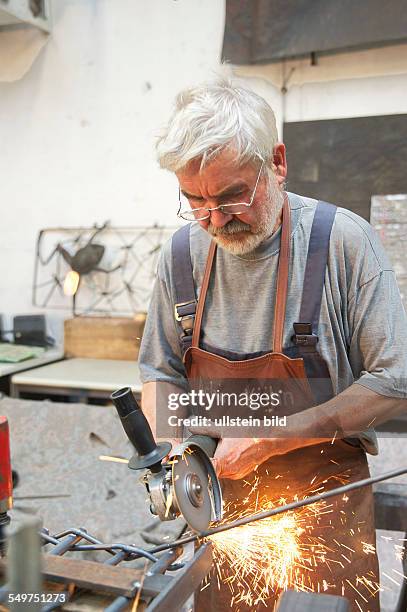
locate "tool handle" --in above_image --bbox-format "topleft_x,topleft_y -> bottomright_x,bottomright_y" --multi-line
111,387 -> 171,473
111,387 -> 157,456
184,434 -> 218,458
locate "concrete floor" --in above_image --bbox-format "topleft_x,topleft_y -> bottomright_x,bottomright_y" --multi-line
1,396 -> 406,610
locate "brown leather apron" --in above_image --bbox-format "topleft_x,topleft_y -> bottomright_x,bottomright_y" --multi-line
184,198 -> 380,611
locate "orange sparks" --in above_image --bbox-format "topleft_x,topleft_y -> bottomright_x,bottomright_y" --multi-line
203,474 -> 386,609
208,493 -> 329,606
361,541 -> 376,555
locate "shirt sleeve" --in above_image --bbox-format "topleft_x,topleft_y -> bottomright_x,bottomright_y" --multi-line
332,208 -> 407,399
348,267 -> 407,399
138,240 -> 188,388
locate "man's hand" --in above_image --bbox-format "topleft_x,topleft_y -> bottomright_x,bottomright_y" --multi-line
212,437 -> 292,480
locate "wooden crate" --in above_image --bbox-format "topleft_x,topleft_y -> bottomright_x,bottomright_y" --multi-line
64,315 -> 146,361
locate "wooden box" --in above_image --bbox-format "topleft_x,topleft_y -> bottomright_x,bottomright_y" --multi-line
64,315 -> 146,361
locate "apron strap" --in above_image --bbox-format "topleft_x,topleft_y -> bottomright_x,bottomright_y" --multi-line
272,193 -> 291,353
171,223 -> 197,355
193,193 -> 291,351
171,192 -> 293,355
293,201 -> 336,348
191,239 -> 217,348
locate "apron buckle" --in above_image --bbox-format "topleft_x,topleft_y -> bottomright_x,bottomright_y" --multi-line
292,322 -> 318,347
174,300 -> 196,321
175,300 -> 196,338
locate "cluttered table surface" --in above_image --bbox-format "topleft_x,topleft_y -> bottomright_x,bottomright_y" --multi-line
10,358 -> 142,401
0,345 -> 64,378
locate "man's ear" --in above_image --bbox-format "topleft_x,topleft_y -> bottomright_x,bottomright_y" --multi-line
272,143 -> 287,186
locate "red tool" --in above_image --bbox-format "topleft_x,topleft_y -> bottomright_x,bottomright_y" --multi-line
0,416 -> 13,556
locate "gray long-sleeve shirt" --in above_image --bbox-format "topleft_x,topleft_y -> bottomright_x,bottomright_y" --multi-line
139,192 -> 407,450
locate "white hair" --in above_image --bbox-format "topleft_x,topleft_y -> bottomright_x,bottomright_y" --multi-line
156,79 -> 279,172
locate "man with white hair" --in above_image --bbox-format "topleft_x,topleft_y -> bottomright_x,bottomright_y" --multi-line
139,80 -> 407,611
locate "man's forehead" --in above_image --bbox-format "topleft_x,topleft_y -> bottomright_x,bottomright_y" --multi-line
177,154 -> 256,189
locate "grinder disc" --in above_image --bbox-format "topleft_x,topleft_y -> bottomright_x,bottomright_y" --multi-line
172,450 -> 212,532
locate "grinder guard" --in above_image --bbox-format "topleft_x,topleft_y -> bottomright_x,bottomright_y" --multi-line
173,436 -> 223,528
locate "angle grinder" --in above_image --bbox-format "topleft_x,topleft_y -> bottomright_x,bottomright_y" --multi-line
111,387 -> 223,532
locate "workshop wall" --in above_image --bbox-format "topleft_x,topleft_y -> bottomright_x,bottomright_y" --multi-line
0,0 -> 231,338
1,0 -> 406,342
283,114 -> 407,221
234,43 -> 407,133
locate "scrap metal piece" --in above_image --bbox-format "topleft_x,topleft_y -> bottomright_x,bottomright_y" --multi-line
146,543 -> 212,612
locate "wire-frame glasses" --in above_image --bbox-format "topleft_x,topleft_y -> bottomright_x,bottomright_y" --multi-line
177,160 -> 265,221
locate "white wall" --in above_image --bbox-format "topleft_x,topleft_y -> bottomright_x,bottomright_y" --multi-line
0,0 -> 228,340
1,0 -> 406,342
234,43 -> 407,134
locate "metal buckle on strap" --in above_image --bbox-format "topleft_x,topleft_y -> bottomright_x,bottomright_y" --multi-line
174,300 -> 196,322
292,322 -> 318,347
294,335 -> 318,347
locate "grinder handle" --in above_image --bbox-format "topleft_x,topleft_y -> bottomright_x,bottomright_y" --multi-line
184,434 -> 218,458
110,387 -> 169,472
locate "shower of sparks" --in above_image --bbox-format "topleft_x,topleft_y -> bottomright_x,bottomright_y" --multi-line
209,502 -> 328,606
134,441 -> 405,609
204,471 -> 393,610
207,477 -> 334,607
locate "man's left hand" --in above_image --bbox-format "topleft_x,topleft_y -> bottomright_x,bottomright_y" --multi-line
212,437 -> 293,480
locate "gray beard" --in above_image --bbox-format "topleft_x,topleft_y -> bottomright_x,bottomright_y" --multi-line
207,184 -> 284,256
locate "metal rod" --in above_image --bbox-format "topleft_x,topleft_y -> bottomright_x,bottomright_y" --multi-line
105,595 -> 132,612
104,550 -> 129,566
146,548 -> 182,576
148,466 -> 407,553
51,527 -> 118,556
73,543 -> 158,563
53,527 -> 101,544
40,531 -> 60,546
49,534 -> 82,556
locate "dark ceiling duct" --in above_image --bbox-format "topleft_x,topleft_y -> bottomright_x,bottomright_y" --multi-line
222,0 -> 407,65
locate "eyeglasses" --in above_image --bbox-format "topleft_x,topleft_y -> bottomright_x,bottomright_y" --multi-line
177,160 -> 265,222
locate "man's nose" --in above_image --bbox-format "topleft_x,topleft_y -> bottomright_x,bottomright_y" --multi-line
207,207 -> 233,228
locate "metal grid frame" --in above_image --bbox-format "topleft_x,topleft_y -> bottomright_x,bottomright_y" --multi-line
0,526 -> 212,612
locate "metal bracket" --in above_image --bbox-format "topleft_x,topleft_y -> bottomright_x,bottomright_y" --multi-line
0,0 -> 51,32
146,543 -> 212,612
